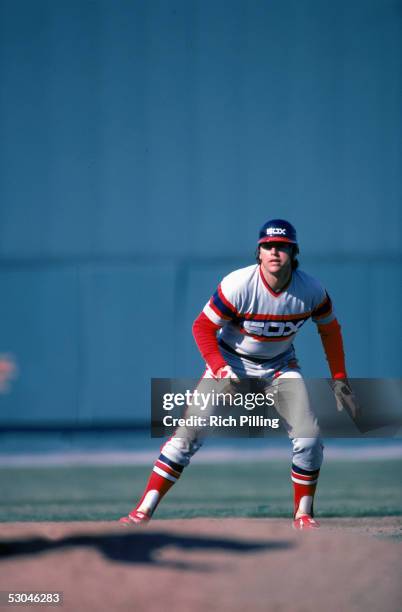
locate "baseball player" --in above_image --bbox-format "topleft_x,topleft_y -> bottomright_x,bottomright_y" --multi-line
120,219 -> 358,530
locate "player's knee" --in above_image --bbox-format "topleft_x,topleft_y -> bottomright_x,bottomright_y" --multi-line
292,437 -> 323,471
161,436 -> 203,467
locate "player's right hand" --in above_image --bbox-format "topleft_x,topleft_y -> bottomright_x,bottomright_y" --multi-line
215,365 -> 240,383
214,365 -> 241,396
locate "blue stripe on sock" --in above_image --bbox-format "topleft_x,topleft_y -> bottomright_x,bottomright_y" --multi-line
292,463 -> 320,477
159,453 -> 184,473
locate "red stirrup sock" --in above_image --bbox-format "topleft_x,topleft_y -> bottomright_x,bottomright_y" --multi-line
291,464 -> 320,518
132,452 -> 184,519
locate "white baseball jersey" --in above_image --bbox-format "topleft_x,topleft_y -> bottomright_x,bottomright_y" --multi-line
203,264 -> 335,360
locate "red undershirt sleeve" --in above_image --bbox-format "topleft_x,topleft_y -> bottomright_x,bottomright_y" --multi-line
192,312 -> 227,375
316,318 -> 347,379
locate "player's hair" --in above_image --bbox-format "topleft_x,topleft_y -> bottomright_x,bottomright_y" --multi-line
255,246 -> 299,270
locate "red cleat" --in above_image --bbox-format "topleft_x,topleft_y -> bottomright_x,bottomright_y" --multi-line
119,510 -> 151,526
292,514 -> 320,530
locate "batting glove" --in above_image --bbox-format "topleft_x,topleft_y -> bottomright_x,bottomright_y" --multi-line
330,378 -> 360,419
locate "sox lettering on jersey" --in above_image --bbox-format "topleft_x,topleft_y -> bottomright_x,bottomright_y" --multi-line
243,318 -> 307,337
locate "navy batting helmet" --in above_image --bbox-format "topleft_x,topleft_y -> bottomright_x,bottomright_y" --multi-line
258,219 -> 299,253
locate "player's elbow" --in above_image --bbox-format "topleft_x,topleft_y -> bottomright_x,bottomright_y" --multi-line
317,318 -> 341,337
192,312 -> 204,336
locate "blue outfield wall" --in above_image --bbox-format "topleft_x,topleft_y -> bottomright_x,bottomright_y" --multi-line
0,0 -> 401,424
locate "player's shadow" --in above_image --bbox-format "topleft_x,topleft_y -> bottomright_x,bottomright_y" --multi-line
0,530 -> 294,571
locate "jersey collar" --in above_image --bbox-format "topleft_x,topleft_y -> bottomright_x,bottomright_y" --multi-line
259,265 -> 292,298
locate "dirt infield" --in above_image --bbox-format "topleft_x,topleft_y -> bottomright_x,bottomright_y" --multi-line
1,518 -> 401,612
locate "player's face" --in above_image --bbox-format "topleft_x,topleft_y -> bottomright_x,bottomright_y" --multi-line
259,242 -> 292,275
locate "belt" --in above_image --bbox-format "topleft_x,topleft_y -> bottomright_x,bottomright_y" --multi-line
218,339 -> 271,364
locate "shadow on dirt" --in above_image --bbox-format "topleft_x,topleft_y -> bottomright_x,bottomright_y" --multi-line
0,531 -> 295,570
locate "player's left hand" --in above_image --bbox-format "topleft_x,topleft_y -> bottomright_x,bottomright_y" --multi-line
330,378 -> 360,419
